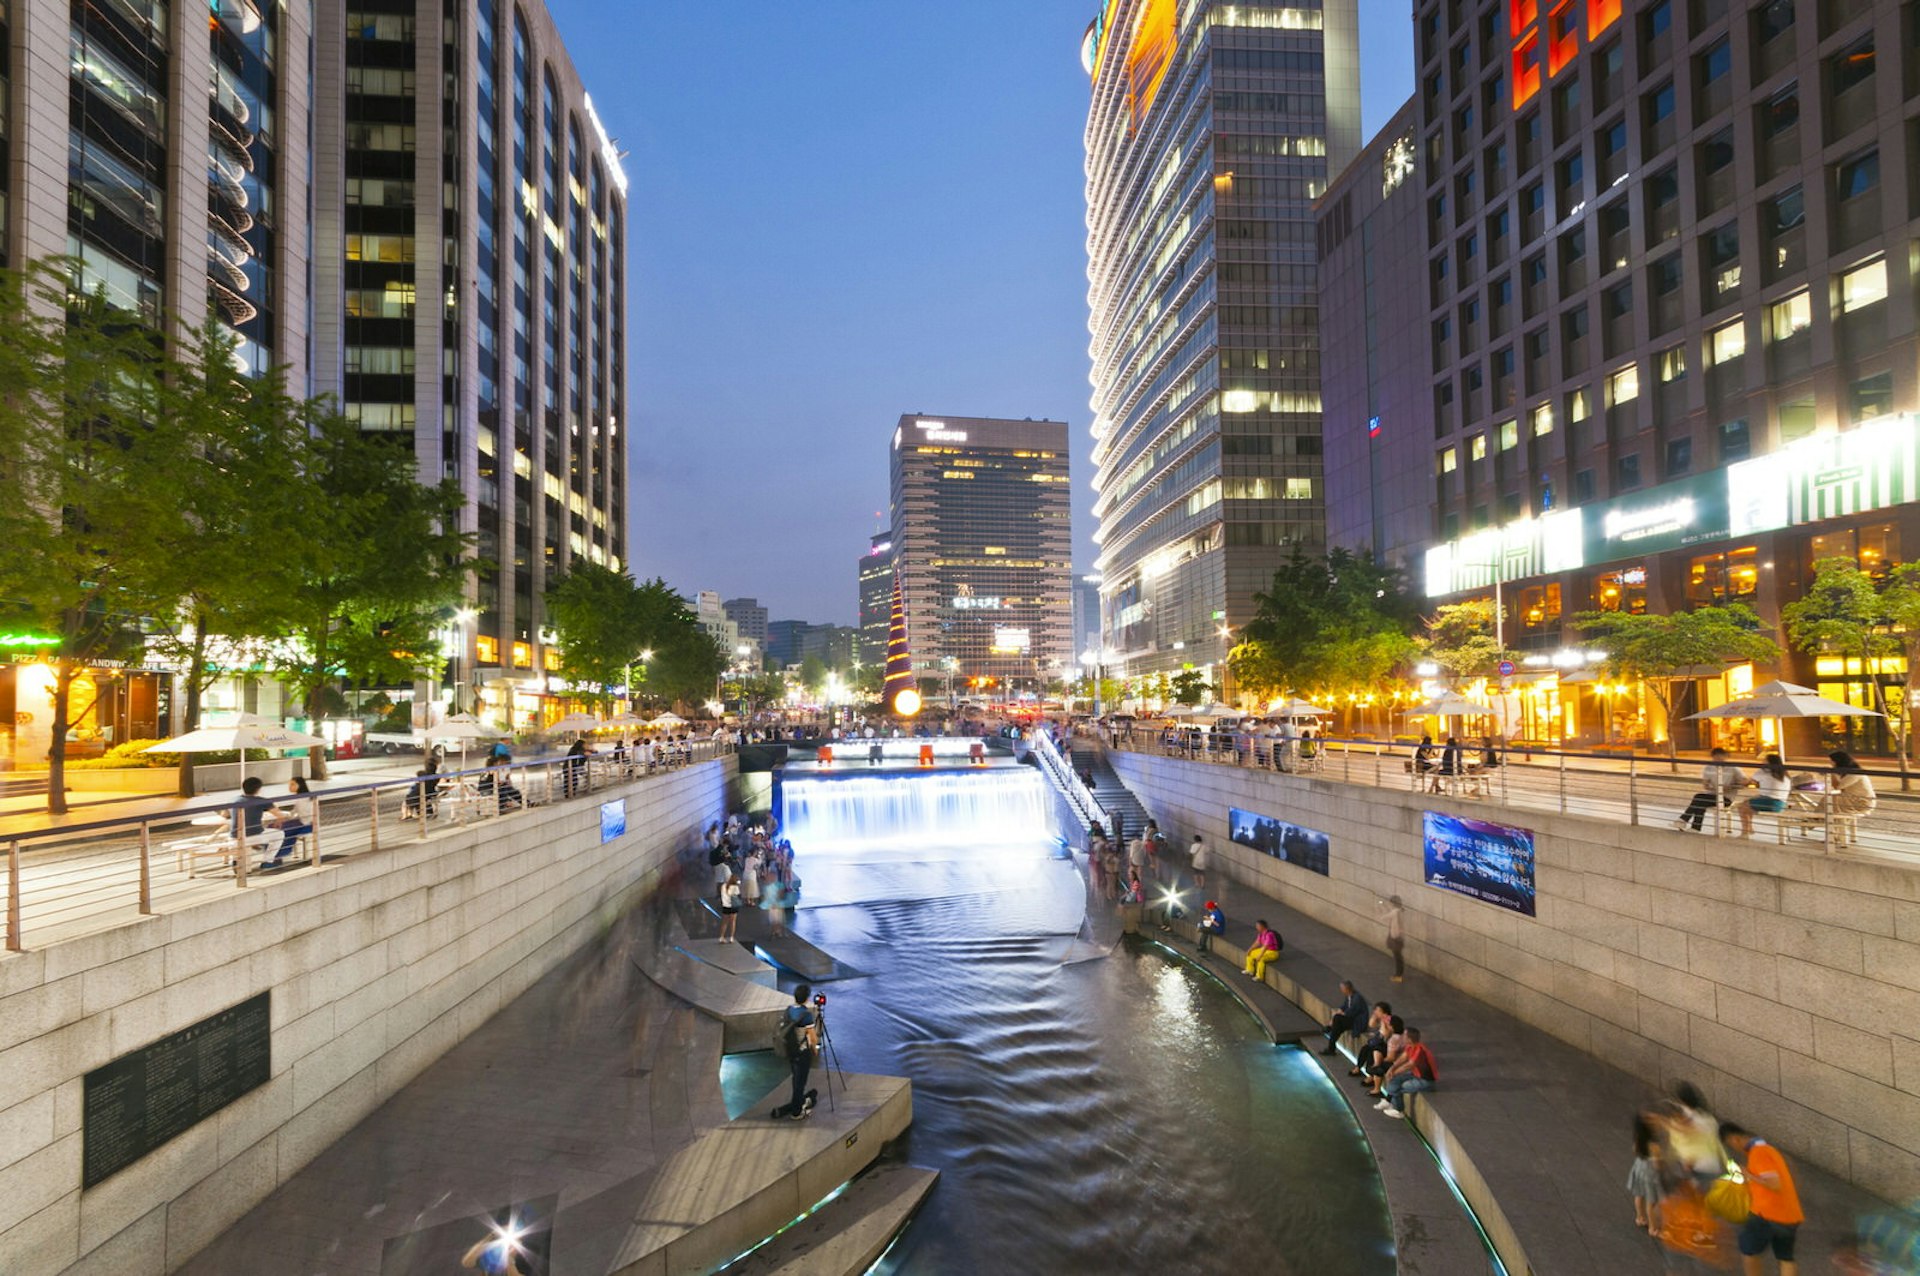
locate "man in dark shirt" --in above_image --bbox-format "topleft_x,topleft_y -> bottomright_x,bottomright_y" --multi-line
1321,980 -> 1370,1056
230,777 -> 278,845
771,984 -> 820,1120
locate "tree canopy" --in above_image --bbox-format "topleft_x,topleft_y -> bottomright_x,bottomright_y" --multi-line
1574,603 -> 1779,763
1229,547 -> 1420,701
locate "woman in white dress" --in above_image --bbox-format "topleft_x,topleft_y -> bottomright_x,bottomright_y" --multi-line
742,846 -> 762,907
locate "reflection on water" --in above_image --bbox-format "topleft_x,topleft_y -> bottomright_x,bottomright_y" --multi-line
783,781 -> 1395,1276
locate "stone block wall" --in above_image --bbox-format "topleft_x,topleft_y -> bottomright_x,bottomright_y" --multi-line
1109,749 -> 1920,1200
0,759 -> 731,1274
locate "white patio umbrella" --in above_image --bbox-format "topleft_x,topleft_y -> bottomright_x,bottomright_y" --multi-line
143,712 -> 328,787
1407,693 -> 1497,721
549,712 -> 602,736
1162,704 -> 1200,719
648,711 -> 688,729
1194,702 -> 1240,720
418,712 -> 497,772
1268,697 -> 1332,719
604,712 -> 647,751
1687,680 -> 1879,760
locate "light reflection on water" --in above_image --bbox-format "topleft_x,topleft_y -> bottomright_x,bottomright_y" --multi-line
784,815 -> 1395,1276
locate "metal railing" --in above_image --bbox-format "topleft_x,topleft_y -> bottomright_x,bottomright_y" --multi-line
1096,726 -> 1920,865
1029,727 -> 1111,830
3,740 -> 734,954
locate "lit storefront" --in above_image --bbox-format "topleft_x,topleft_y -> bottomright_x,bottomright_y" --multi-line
1422,414 -> 1920,753
0,640 -> 172,768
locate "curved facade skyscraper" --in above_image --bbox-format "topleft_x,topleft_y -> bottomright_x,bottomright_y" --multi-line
1082,0 -> 1359,688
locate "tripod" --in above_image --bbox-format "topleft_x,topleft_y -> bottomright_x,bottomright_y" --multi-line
813,1007 -> 846,1113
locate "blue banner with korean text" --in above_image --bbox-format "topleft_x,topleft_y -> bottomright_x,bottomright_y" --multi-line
1422,811 -> 1535,916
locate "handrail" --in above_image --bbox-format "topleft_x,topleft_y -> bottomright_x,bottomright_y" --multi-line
1029,727 -> 1111,830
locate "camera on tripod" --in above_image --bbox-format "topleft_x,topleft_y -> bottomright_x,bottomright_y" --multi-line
812,993 -> 827,1009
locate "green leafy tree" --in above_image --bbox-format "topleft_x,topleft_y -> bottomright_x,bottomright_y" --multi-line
1421,599 -> 1508,683
626,578 -> 725,708
1171,669 -> 1211,705
544,562 -> 648,706
0,261 -> 175,813
1230,547 -> 1420,706
269,410 -> 474,778
797,654 -> 830,697
1781,557 -> 1911,770
1574,604 -> 1780,766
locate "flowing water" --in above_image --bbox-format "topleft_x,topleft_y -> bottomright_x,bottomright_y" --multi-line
780,770 -> 1396,1276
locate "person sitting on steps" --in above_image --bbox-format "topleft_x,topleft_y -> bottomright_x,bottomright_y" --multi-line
1241,919 -> 1282,980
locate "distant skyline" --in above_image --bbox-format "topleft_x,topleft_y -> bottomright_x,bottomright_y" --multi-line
554,1 -> 1415,624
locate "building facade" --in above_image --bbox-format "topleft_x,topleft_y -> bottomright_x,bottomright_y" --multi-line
314,0 -> 630,729
856,533 -> 894,666
722,597 -> 769,645
1082,0 -> 1361,689
1382,0 -> 1920,754
1317,98 -> 1432,575
889,414 -> 1074,689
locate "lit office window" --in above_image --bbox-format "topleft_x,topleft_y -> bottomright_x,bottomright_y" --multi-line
1470,434 -> 1488,460
1439,447 -> 1458,473
1708,319 -> 1746,364
1839,258 -> 1887,312
1767,289 -> 1812,340
1607,364 -> 1639,405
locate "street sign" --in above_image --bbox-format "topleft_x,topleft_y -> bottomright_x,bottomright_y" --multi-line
1497,660 -> 1516,676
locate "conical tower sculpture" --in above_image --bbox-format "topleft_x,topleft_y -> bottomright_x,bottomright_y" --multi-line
882,569 -> 921,718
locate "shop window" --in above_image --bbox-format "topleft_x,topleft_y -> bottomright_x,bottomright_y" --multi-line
1517,583 -> 1562,632
1686,548 -> 1758,604
1593,566 -> 1647,612
1861,523 -> 1900,573
475,634 -> 500,664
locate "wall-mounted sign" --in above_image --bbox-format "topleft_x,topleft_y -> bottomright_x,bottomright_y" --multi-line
1729,413 -> 1920,535
1422,812 -> 1536,916
952,596 -> 1003,610
991,627 -> 1031,653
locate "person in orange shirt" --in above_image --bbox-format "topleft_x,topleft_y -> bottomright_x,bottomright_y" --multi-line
1721,1124 -> 1804,1276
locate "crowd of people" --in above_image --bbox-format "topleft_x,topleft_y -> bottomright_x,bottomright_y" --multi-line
704,812 -> 801,938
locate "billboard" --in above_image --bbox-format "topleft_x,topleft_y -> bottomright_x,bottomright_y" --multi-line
599,798 -> 627,844
1228,807 -> 1329,876
1421,811 -> 1536,916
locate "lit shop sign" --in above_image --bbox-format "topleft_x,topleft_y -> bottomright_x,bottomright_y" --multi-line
582,95 -> 630,196
991,627 -> 1032,653
952,596 -> 1003,610
1425,509 -> 1583,597
0,632 -> 60,648
916,419 -> 969,443
1729,413 -> 1920,535
1593,474 -> 1729,555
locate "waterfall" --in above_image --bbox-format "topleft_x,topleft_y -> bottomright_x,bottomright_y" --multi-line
781,768 -> 1056,849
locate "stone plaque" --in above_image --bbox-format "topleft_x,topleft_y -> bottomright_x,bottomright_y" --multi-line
83,992 -> 271,1188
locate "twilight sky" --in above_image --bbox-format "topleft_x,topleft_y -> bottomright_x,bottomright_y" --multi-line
553,0 -> 1415,625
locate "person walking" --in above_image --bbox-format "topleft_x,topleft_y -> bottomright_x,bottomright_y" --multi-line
770,985 -> 820,1120
1721,1124 -> 1803,1276
1628,1112 -> 1665,1237
1241,919 -> 1282,980
1377,895 -> 1405,982
1676,748 -> 1747,832
1189,833 -> 1211,889
1128,832 -> 1151,885
717,873 -> 742,942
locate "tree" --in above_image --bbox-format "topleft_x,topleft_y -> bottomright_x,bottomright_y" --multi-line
1781,557 -> 1910,772
1421,600 -> 1507,682
1230,547 -> 1420,706
545,562 -> 648,706
1574,604 -> 1779,765
797,655 -> 829,698
268,409 -> 474,778
0,261 -> 177,813
1171,669 -> 1211,705
626,578 -> 725,708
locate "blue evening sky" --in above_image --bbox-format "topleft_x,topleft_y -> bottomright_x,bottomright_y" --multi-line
553,1 -> 1414,624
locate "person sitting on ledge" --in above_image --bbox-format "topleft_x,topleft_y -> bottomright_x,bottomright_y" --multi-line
1362,1016 -> 1407,1096
1374,1026 -> 1436,1118
1197,900 -> 1225,953
1320,980 -> 1369,1056
1241,919 -> 1282,980
1350,1000 -> 1393,1077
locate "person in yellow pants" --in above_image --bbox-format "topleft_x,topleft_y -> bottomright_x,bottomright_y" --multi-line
1242,919 -> 1282,980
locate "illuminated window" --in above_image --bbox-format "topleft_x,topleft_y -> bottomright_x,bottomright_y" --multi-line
1767,289 -> 1812,340
475,635 -> 500,664
1839,258 -> 1887,312
1607,364 -> 1639,405
1656,345 -> 1686,382
1284,477 -> 1314,500
1498,419 -> 1519,450
544,648 -> 563,671
1470,434 -> 1488,460
1531,403 -> 1554,436
1709,319 -> 1746,364
1439,447 -> 1458,474
512,641 -> 533,668
1570,387 -> 1592,422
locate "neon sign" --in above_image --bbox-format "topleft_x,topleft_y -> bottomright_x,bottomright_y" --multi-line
0,633 -> 59,648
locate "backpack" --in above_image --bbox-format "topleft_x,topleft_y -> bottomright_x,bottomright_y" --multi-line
773,1012 -> 812,1061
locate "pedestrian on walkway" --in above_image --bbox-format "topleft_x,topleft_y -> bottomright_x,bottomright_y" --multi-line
1189,833 -> 1211,889
1241,919 -> 1282,980
1101,837 -> 1122,900
1128,832 -> 1150,884
1720,1124 -> 1803,1276
717,873 -> 741,942
1669,1082 -> 1726,1189
1377,895 -> 1405,982
741,845 -> 762,907
1628,1112 -> 1666,1237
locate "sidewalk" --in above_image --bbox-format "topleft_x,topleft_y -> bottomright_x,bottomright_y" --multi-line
1108,844 -> 1895,1276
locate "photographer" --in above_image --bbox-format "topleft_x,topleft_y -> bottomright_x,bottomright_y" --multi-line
771,984 -> 821,1120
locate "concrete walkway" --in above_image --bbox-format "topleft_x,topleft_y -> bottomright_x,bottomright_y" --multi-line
1111,839 -> 1898,1276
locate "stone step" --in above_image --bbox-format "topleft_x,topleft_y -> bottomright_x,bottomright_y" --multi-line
635,947 -> 795,1053
722,1161 -> 938,1276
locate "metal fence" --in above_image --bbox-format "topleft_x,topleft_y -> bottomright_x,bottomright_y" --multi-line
1029,728 -> 1110,830
4,742 -> 732,954
1093,727 -> 1920,866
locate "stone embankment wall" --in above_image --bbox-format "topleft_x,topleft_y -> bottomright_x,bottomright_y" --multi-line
0,759 -> 731,1273
1109,749 -> 1920,1201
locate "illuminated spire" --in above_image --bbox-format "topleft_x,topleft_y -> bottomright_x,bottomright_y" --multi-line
883,570 -> 921,717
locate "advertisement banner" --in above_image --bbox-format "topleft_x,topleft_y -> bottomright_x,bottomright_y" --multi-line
1421,811 -> 1536,915
1228,807 -> 1329,876
599,798 -> 627,844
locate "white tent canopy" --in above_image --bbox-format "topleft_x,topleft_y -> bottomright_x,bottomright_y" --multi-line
1686,680 -> 1880,722
143,713 -> 327,786
549,712 -> 603,734
1407,694 -> 1496,718
648,712 -> 688,728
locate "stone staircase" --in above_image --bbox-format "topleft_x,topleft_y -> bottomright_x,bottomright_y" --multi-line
1068,745 -> 1152,841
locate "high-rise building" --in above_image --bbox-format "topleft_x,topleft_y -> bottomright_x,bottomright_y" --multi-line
10,0 -> 314,372
1349,0 -> 1920,756
314,1 -> 629,726
723,598 -> 769,645
1081,0 -> 1361,689
1072,573 -> 1104,659
856,534 -> 894,666
889,414 -> 1073,689
1317,99 -> 1431,575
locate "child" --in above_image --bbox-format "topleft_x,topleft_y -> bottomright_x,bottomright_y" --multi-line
1628,1112 -> 1664,1236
